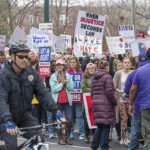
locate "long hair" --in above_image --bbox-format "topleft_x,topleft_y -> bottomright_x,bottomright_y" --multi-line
67,56 -> 81,72
98,60 -> 109,69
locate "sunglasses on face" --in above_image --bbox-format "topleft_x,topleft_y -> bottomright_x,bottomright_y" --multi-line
16,55 -> 28,59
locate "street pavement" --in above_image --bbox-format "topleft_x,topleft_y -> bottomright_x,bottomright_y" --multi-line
0,126 -> 144,150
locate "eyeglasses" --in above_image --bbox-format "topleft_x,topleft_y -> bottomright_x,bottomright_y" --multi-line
16,55 -> 28,59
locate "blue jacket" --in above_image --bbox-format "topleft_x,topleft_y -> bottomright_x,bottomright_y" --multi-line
137,62 -> 150,109
50,72 -> 74,106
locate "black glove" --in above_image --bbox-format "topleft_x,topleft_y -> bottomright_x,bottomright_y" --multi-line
51,109 -> 57,121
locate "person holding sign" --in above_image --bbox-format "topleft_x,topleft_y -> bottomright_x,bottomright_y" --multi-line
89,60 -> 117,150
66,56 -> 85,140
50,59 -> 74,145
81,63 -> 96,143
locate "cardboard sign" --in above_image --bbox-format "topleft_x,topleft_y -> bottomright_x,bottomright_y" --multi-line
76,35 -> 102,54
83,93 -> 97,129
106,36 -> 125,54
75,11 -> 106,38
32,34 -> 52,56
9,26 -> 26,44
118,25 -> 135,49
55,36 -> 65,52
0,35 -> 6,50
131,37 -> 150,57
39,23 -> 53,34
39,47 -> 51,76
69,73 -> 83,103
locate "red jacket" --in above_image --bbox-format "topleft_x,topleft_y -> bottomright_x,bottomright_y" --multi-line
91,69 -> 117,125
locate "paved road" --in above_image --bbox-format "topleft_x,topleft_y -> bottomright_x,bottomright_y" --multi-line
0,127 -> 143,150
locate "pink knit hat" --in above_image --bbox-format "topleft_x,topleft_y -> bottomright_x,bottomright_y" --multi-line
86,63 -> 95,69
56,59 -> 65,65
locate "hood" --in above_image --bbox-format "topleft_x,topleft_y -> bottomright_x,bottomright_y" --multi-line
93,69 -> 108,80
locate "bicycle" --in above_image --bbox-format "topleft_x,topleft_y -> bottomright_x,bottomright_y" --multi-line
0,121 -> 68,150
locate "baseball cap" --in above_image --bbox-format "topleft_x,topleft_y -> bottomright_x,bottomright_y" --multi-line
138,52 -> 148,66
56,59 -> 65,65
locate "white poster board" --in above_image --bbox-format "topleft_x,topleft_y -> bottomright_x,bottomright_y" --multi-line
39,23 -> 53,34
0,35 -> 6,50
131,37 -> 150,57
119,25 -> 135,49
55,36 -> 65,52
60,34 -> 72,50
74,10 -> 105,58
106,36 -> 125,54
32,34 -> 53,56
76,35 -> 102,54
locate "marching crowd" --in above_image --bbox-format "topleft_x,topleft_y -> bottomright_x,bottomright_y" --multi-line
0,43 -> 150,150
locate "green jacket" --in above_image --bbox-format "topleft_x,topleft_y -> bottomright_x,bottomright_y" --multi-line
81,76 -> 91,93
50,72 -> 73,106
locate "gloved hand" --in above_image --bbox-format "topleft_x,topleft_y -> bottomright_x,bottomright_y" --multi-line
56,110 -> 63,121
5,121 -> 16,129
5,121 -> 18,135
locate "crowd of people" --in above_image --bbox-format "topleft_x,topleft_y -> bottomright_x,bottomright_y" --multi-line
0,42 -> 150,150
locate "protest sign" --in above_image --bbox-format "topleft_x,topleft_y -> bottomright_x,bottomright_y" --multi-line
131,37 -> 150,57
147,27 -> 150,35
0,35 -> 6,50
39,23 -> 53,34
55,36 -> 65,52
60,34 -> 72,50
39,47 -> 51,76
69,73 -> 83,103
32,34 -> 52,56
9,26 -> 26,44
74,11 -> 105,58
106,36 -> 125,54
76,35 -> 102,54
75,10 -> 106,38
118,25 -> 135,49
83,93 -> 97,129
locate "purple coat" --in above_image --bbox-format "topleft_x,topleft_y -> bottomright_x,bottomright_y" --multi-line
91,69 -> 117,125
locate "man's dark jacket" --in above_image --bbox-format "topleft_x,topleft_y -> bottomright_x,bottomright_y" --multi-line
0,61 -> 57,124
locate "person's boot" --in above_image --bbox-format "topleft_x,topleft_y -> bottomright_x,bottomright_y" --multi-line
57,129 -> 66,145
84,131 -> 89,143
65,123 -> 73,145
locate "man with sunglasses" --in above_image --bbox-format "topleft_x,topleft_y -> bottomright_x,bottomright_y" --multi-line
0,42 -> 60,150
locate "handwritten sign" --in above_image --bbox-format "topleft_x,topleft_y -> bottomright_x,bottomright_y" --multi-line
69,73 -> 83,103
76,35 -> 102,54
55,36 -> 65,52
0,35 -> 6,50
39,47 -> 51,76
119,25 -> 135,49
75,11 -> 105,38
74,11 -> 105,58
106,36 -> 125,54
39,23 -> 53,34
131,37 -> 150,57
32,34 -> 52,56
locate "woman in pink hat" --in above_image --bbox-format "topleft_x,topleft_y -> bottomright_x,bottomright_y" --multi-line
50,59 -> 74,145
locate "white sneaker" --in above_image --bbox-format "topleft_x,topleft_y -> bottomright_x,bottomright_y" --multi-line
49,133 -> 54,139
79,133 -> 85,140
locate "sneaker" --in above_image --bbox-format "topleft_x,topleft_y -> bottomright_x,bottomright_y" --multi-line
49,133 -> 54,139
79,133 -> 85,140
54,133 -> 58,138
26,147 -> 33,150
69,132 -> 74,139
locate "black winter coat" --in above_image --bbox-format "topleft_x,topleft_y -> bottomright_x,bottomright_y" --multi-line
0,61 -> 57,124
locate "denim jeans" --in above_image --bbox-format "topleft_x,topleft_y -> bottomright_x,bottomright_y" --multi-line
47,111 -> 56,134
128,116 -> 141,150
71,103 -> 85,134
57,103 -> 72,122
90,124 -> 110,150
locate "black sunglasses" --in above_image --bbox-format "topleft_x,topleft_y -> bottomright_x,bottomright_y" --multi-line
16,55 -> 28,59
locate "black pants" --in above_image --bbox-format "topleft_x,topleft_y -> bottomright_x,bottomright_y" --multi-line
0,111 -> 39,150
